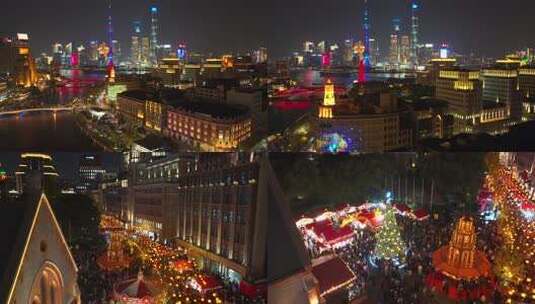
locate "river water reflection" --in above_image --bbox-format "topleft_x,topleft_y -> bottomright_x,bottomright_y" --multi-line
0,69 -> 105,151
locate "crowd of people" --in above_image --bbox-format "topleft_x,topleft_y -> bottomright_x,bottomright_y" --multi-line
72,231 -> 267,304
303,207 -> 504,303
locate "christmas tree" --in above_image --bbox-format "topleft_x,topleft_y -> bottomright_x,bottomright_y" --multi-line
374,207 -> 406,263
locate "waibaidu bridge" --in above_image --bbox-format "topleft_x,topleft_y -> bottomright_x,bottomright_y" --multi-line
0,107 -> 73,116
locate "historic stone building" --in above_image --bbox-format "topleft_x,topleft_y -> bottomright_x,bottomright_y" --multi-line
0,175 -> 80,303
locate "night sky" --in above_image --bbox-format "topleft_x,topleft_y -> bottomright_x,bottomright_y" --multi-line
0,0 -> 532,59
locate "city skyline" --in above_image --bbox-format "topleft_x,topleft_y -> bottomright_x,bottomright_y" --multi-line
0,152 -> 122,180
1,0 -> 533,58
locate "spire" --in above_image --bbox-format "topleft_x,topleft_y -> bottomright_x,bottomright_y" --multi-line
362,0 -> 371,68
107,0 -> 113,64
107,0 -> 115,82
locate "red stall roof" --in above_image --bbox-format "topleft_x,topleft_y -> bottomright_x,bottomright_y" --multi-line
311,257 -> 356,297
306,220 -> 354,246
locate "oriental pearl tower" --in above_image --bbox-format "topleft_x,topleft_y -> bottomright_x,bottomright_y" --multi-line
106,0 -> 116,83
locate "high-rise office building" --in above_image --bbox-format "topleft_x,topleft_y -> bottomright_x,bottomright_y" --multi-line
0,34 -> 38,87
482,62 -> 522,121
317,41 -> 326,54
343,39 -> 354,65
150,5 -> 159,65
141,37 -> 151,64
368,37 -> 378,65
78,154 -> 106,192
400,35 -> 411,65
112,40 -> 121,63
303,41 -> 314,53
88,41 -> 99,63
131,21 -> 142,65
436,68 -> 482,133
176,43 -> 187,61
254,47 -> 268,63
52,42 -> 62,54
389,19 -> 401,66
518,65 -> 535,98
410,0 -> 420,65
64,42 -> 73,65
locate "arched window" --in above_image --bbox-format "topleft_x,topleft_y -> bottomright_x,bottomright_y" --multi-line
40,273 -> 48,304
29,262 -> 64,304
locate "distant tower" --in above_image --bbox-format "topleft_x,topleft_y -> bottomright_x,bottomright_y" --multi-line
410,0 -> 420,66
107,0 -> 115,82
150,5 -> 159,65
389,18 -> 401,67
319,79 -> 336,119
354,41 -> 367,82
131,21 -> 142,65
362,0 -> 371,68
358,59 -> 366,83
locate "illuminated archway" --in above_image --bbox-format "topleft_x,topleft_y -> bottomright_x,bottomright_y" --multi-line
29,261 -> 64,304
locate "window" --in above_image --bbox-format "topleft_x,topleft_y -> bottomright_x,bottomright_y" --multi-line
30,262 -> 63,304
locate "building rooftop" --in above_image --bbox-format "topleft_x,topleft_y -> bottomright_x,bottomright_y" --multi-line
134,134 -> 171,151
0,191 -> 42,301
173,101 -> 249,119
311,256 -> 356,297
482,100 -> 507,110
118,90 -> 156,101
411,98 -> 448,111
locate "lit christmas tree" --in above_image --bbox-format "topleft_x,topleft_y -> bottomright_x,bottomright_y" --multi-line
374,207 -> 406,263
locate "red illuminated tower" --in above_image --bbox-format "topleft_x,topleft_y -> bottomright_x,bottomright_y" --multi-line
358,59 -> 366,83
106,0 -> 115,82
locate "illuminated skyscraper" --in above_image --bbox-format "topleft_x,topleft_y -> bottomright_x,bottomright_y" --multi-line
0,34 -> 38,87
410,0 -> 420,66
401,35 -> 411,65
112,40 -> 121,63
389,18 -> 401,66
254,47 -> 268,63
88,41 -> 99,63
64,42 -> 73,65
344,39 -> 354,65
141,37 -> 151,64
368,37 -> 378,65
362,0 -> 371,68
303,41 -> 314,53
317,41 -> 326,54
131,21 -> 142,65
150,5 -> 159,65
176,43 -> 187,61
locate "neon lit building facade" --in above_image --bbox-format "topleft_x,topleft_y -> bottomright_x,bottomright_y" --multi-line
319,79 -> 336,119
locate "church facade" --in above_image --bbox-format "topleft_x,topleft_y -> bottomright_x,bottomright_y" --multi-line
0,193 -> 81,304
